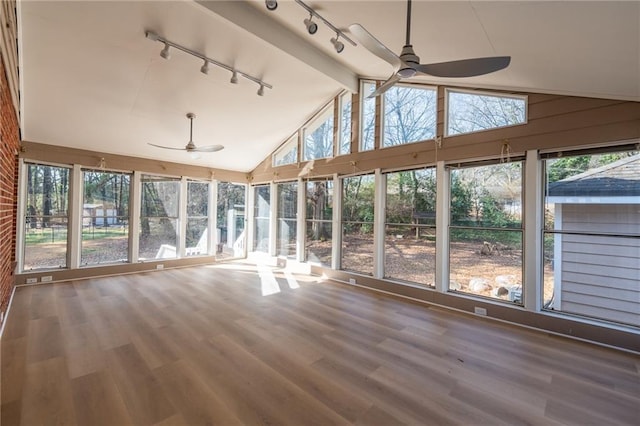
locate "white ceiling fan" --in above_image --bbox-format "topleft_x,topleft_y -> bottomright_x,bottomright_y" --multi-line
349,0 -> 511,98
148,113 -> 224,154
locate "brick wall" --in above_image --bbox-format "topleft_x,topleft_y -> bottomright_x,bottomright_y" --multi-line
0,52 -> 19,323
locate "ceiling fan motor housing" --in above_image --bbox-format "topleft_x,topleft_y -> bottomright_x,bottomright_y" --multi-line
398,44 -> 419,78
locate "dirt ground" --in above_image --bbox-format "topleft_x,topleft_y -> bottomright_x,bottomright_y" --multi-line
24,234 -> 553,303
310,235 -> 555,303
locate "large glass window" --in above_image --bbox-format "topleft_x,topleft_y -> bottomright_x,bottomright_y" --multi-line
276,181 -> 297,258
81,170 -> 130,265
360,81 -> 376,151
273,134 -> 298,167
23,163 -> 70,270
253,185 -> 271,253
217,182 -> 246,259
446,89 -> 527,136
338,92 -> 352,155
449,161 -> 524,303
543,149 -> 640,327
303,104 -> 334,161
341,174 -> 375,274
385,168 -> 436,286
186,180 -> 209,256
306,178 -> 333,266
139,175 -> 180,260
382,85 -> 436,147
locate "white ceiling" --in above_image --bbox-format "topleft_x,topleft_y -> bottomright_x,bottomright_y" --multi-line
19,1 -> 640,172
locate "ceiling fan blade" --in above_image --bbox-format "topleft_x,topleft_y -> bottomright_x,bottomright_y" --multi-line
349,23 -> 402,69
367,73 -> 402,98
148,143 -> 186,151
192,144 -> 224,153
416,56 -> 511,78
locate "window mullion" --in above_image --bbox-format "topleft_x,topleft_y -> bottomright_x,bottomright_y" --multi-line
130,171 -> 141,262
68,164 -> 83,269
296,177 -> 305,262
16,159 -> 26,271
373,169 -> 385,279
524,150 -> 542,311
435,161 -> 449,293
178,177 -> 188,258
331,174 -> 342,270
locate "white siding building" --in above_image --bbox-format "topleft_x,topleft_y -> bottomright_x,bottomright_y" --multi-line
547,155 -> 640,327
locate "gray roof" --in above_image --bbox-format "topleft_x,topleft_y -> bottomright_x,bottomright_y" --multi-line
548,154 -> 640,197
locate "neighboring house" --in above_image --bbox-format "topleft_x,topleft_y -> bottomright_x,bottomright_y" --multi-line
547,155 -> 640,327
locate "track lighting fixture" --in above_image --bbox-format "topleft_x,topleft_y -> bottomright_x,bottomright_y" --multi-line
160,43 -> 171,59
304,15 -> 318,35
145,31 -> 273,96
331,35 -> 344,53
200,59 -> 209,75
267,0 -> 356,53
265,0 -> 278,11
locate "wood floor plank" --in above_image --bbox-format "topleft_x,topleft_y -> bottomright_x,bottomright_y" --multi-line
106,343 -> 176,425
185,353 -> 283,425
354,404 -> 406,426
20,357 -> 77,425
369,365 -> 506,425
152,413 -> 188,426
2,263 -> 639,425
71,371 -> 133,426
547,373 -> 640,425
28,285 -> 57,320
312,355 -> 451,425
61,322 -> 106,379
26,316 -> 64,363
1,337 -> 27,405
0,400 -> 21,425
56,295 -> 88,327
153,359 -> 243,426
234,318 -> 374,422
201,333 -> 351,425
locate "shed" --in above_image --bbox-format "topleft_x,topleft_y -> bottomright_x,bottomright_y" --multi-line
547,155 -> 640,327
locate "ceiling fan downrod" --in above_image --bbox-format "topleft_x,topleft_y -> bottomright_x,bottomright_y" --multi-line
405,0 -> 412,46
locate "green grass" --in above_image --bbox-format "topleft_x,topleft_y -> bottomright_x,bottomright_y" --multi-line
25,228 -> 68,244
450,228 -> 522,248
25,226 -> 127,244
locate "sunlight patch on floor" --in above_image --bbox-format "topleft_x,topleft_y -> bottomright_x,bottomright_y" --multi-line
284,270 -> 300,289
257,263 -> 281,296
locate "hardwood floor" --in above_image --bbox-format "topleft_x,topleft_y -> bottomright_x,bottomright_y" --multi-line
2,262 -> 639,425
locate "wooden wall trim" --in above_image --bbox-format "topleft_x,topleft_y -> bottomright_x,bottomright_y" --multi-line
20,141 -> 249,183
0,1 -> 19,118
15,255 -> 219,285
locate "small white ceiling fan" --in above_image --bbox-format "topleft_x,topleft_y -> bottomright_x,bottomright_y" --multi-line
349,0 -> 511,98
148,113 -> 224,154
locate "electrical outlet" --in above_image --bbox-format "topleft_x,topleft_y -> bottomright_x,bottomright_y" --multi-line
156,264 -> 164,270
474,307 -> 487,316
26,278 -> 37,284
349,278 -> 356,285
41,276 -> 53,282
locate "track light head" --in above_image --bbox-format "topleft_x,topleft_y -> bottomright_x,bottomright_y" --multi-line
331,36 -> 345,54
160,43 -> 171,59
304,17 -> 318,35
230,71 -> 238,84
265,0 -> 278,11
200,60 -> 209,75
145,31 -> 160,41
257,84 -> 265,96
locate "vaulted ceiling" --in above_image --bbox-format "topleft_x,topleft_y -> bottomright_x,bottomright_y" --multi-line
18,1 -> 640,172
